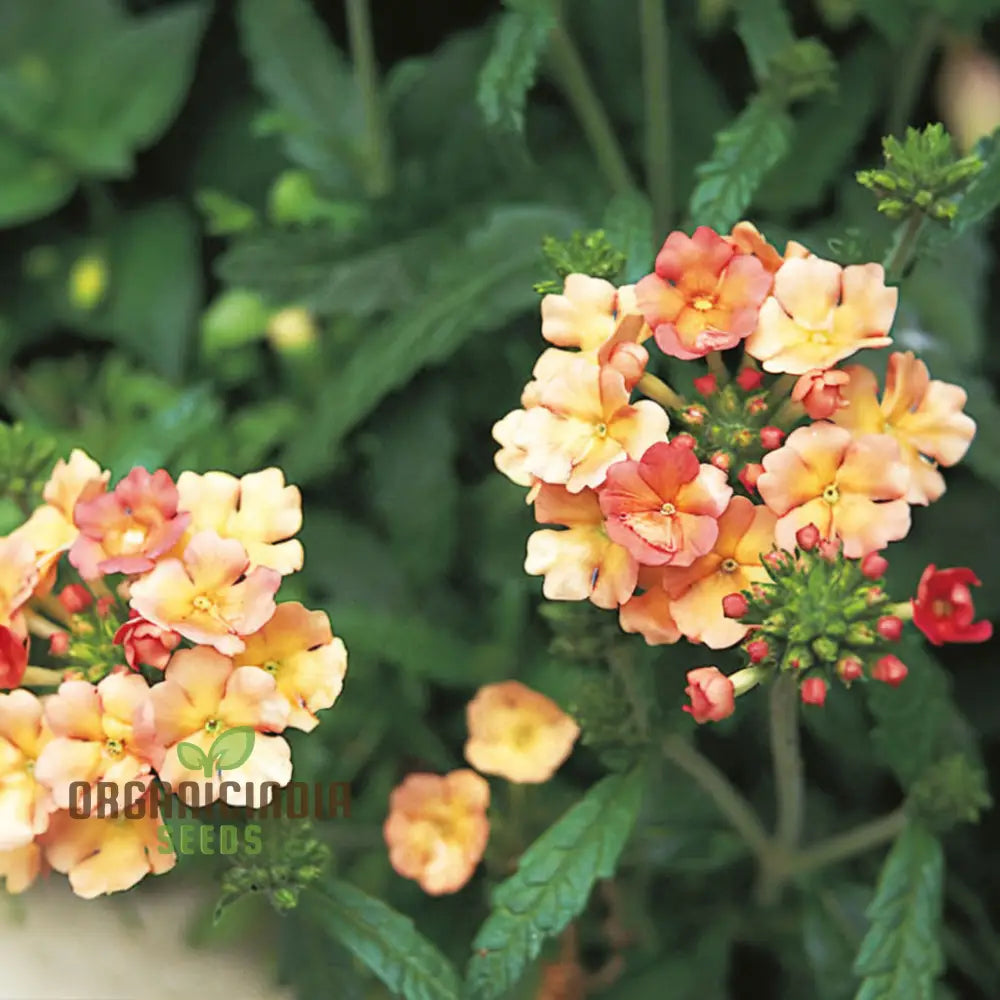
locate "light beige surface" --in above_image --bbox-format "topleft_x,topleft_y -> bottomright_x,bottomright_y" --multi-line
0,879 -> 293,1000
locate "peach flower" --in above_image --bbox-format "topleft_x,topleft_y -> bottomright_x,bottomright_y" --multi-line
384,769 -> 490,895
129,530 -> 280,655
599,439 -> 733,567
831,351 -> 976,504
0,842 -> 45,893
635,226 -> 771,359
0,535 -> 38,628
146,646 -> 291,808
791,368 -> 851,420
112,611 -> 182,671
0,689 -> 53,852
659,496 -> 778,648
757,422 -> 911,558
745,256 -> 897,374
492,408 -> 536,490
232,601 -> 347,732
464,681 -> 579,783
683,667 -> 735,723
524,485 -> 638,608
619,567 -> 681,645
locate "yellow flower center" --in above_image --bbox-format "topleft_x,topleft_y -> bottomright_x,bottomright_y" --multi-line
595,422 -> 608,437
660,502 -> 676,516
932,599 -> 952,617
192,595 -> 215,612
105,738 -> 124,758
511,721 -> 537,750
121,527 -> 147,551
721,558 -> 739,573
205,718 -> 221,734
263,659 -> 281,675
822,483 -> 840,505
809,330 -> 830,344
692,296 -> 715,312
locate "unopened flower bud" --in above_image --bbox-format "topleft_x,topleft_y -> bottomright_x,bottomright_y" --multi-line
812,636 -> 839,662
872,654 -> 908,686
746,638 -> 770,664
837,655 -> 864,684
763,550 -> 788,572
683,406 -> 706,425
786,647 -> 813,671
736,368 -> 764,392
760,426 -> 786,451
267,307 -> 317,353
710,450 -> 732,472
693,373 -> 718,397
722,593 -> 749,619
682,666 -> 735,723
746,395 -> 768,416
49,631 -> 70,656
876,615 -> 903,641
96,596 -> 114,619
672,433 -> 697,450
739,462 -> 764,492
865,585 -> 886,606
860,552 -> 888,580
800,677 -> 828,706
59,584 -> 93,615
846,622 -> 875,645
817,537 -> 841,561
795,523 -> 820,551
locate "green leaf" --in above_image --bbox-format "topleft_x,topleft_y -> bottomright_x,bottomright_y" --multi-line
209,726 -> 257,773
465,768 -> 645,999
177,741 -> 209,772
477,2 -> 556,133
196,188 -> 259,236
853,824 -> 945,1000
200,288 -> 272,355
305,879 -> 462,1000
237,0 -> 363,187
951,129 -> 1000,236
803,885 -> 871,1000
603,189 -> 654,283
0,136 -> 74,226
734,0 -> 795,82
689,95 -> 794,231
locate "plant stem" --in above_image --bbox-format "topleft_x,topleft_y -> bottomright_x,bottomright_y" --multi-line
705,351 -> 728,383
22,609 -> 63,640
640,0 -> 672,233
887,14 -> 940,137
637,372 -> 685,410
765,373 -> 797,408
769,673 -> 804,853
662,734 -> 771,859
21,666 -> 65,687
346,0 -> 392,197
784,807 -> 907,876
547,22 -> 635,196
884,210 -> 926,283
771,398 -> 805,430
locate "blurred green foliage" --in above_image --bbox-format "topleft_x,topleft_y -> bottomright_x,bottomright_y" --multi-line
4,1 -> 1000,999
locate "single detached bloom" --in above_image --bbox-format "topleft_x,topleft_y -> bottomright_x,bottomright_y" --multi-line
619,567 -> 681,645
757,422 -> 911,558
791,368 -> 850,420
683,667 -> 735,723
129,530 -> 281,655
599,439 -> 733,567
113,611 -> 182,671
636,226 -> 771,359
745,256 -> 897,374
69,467 -> 191,578
0,689 -> 53,851
512,358 -> 669,492
911,565 -> 993,645
232,601 -> 348,732
464,680 -> 579,783
145,646 -> 291,807
525,485 -> 638,608
34,674 -> 158,815
384,769 -> 490,895
831,351 -> 976,504
176,468 -> 304,574
659,496 -> 778,648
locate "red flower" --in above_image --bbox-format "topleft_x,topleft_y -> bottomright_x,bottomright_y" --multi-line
0,626 -> 28,688
113,611 -> 182,671
911,565 -> 993,645
682,667 -> 735,723
800,677 -> 827,706
738,462 -> 764,492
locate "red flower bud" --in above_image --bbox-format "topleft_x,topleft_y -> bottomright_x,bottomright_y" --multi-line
746,638 -> 770,664
817,537 -> 841,561
800,677 -> 828,706
738,462 -> 764,492
763,550 -> 788,571
872,654 -> 908,686
736,368 -> 764,392
836,655 -> 864,684
760,426 -> 785,451
58,584 -> 93,615
96,596 -> 115,619
693,373 -> 718,397
710,451 -> 732,472
722,593 -> 749,619
113,611 -> 182,671
795,523 -> 821,551
911,564 -> 993,646
860,552 -> 889,580
876,615 -> 904,642
49,631 -> 70,657
672,433 -> 697,450
682,666 -> 735,723
0,626 -> 28,689
746,396 -> 768,416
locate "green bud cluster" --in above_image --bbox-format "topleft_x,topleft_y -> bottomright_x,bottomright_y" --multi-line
567,671 -> 648,773
857,123 -> 984,222
906,754 -> 992,832
0,423 -> 58,515
533,230 -> 626,295
58,604 -> 128,682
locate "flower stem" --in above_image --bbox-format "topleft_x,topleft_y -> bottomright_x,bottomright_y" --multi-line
884,210 -> 926,284
769,673 -> 804,853
346,0 -> 392,197
22,609 -> 63,640
637,372 -> 685,410
886,601 -> 914,620
784,807 -> 908,876
765,373 -> 797,408
705,351 -> 728,384
887,14 -> 941,137
21,665 -> 65,687
32,593 -> 72,628
639,0 -> 672,233
662,734 -> 771,859
547,22 -> 635,196
771,397 -> 805,430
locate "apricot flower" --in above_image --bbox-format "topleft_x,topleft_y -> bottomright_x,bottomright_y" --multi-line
146,646 -> 291,807
384,770 -> 489,895
34,674 -> 158,814
659,497 -> 778,648
0,842 -> 45,893
792,368 -> 851,420
745,257 -> 897,374
512,358 -> 669,492
635,226 -> 771,359
831,351 -> 976,504
599,440 -> 733,567
757,423 -> 911,558
492,408 -> 535,489
683,667 -> 735,723
525,485 -> 638,608
42,795 -> 175,898
0,535 -> 38,628
176,468 -> 303,574
129,530 -> 280,655
113,611 -> 181,671
0,689 -> 53,851
232,601 -> 347,731
619,567 -> 681,645
464,681 -> 579,783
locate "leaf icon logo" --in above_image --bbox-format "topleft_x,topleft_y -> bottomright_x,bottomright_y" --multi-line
176,726 -> 257,778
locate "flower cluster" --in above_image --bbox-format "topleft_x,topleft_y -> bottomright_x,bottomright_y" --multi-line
384,680 -> 578,894
0,453 -> 346,897
494,222 -> 990,721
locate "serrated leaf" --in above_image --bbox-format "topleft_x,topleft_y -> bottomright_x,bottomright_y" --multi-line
951,129 -> 1000,236
465,768 -> 645,999
305,879 -> 462,1000
177,741 -> 208,772
477,2 -> 556,133
209,726 -> 257,773
734,0 -> 795,82
602,189 -> 654,283
853,824 -> 944,1000
689,95 -> 793,231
